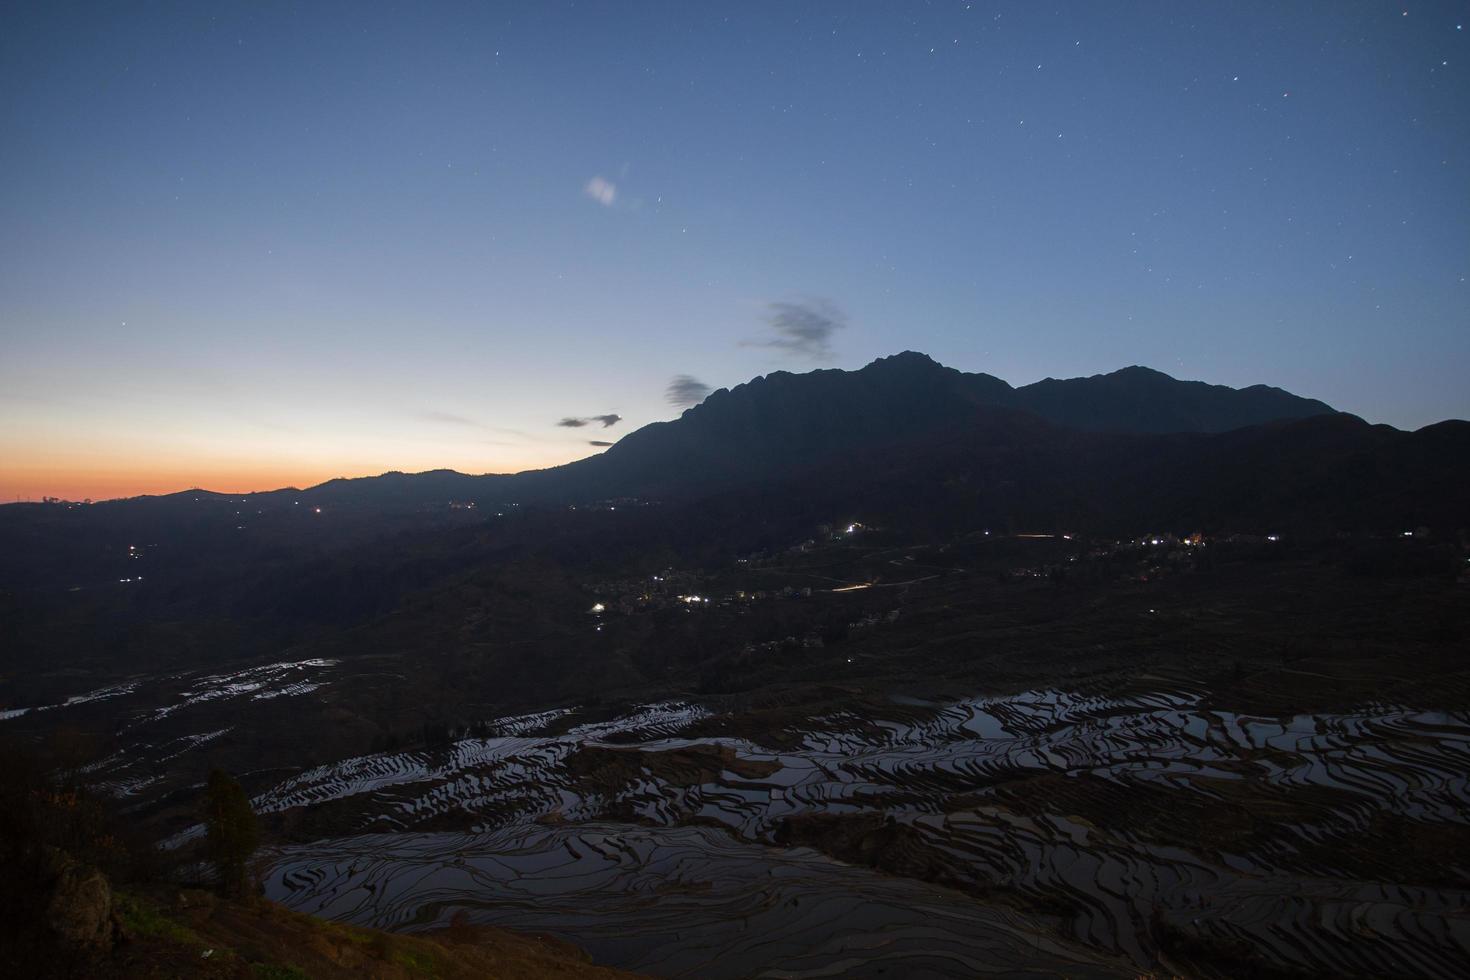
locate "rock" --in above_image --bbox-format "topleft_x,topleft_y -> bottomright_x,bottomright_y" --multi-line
40,848 -> 116,949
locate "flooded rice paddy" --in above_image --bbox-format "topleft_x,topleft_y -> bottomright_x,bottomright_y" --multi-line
10,666 -> 1466,975
266,823 -> 1126,978
252,689 -> 1470,977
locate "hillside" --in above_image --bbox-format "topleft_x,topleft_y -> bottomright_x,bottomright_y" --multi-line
97,890 -> 645,980
0,743 -> 643,980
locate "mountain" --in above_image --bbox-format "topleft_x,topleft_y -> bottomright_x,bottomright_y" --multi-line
152,354 -> 1335,510
534,353 -> 1338,500
717,410 -> 1470,538
235,351 -> 1463,539
1010,363 -> 1336,434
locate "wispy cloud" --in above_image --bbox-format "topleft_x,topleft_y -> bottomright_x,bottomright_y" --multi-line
584,176 -> 617,207
588,440 -> 614,447
666,375 -> 712,408
422,411 -> 530,440
557,413 -> 623,429
744,299 -> 847,360
424,411 -> 482,427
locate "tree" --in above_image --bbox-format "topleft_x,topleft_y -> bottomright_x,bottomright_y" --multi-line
203,770 -> 258,897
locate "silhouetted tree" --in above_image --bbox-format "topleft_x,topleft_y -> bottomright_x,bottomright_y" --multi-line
204,770 -> 258,897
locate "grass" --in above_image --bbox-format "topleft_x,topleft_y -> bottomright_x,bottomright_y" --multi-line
113,892 -> 209,948
251,966 -> 310,980
392,944 -> 444,976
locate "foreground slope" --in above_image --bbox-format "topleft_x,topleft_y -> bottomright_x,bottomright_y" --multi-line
105,890 -> 646,980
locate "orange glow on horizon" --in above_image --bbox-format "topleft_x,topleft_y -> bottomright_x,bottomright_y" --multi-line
0,448 -> 594,503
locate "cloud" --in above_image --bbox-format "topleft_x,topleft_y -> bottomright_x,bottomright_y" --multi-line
423,412 -> 531,440
584,176 -> 617,206
745,299 -> 847,360
588,440 -> 614,447
423,411 -> 532,440
558,413 -> 623,429
666,375 -> 713,408
424,411 -> 482,427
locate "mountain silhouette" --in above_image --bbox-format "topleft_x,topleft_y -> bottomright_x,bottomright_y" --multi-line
246,352 -> 1462,536
13,352 -> 1466,535
245,353 -> 1339,508
543,352 -> 1337,498
1,355 -> 1463,600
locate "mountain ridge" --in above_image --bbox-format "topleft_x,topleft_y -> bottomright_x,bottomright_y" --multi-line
18,355 -> 1465,539
48,353 -> 1344,507
448,352 -> 1341,503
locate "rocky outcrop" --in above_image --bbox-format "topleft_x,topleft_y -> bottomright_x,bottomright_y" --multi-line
40,847 -> 116,949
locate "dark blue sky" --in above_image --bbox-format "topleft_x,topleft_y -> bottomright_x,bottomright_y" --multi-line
2,1 -> 1466,498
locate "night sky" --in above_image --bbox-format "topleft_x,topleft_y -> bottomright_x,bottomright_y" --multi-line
2,2 -> 1466,500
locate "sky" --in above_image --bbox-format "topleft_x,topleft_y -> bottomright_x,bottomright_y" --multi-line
1,1 -> 1466,501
